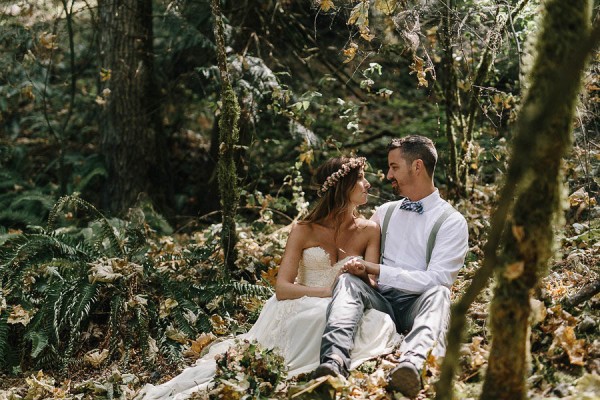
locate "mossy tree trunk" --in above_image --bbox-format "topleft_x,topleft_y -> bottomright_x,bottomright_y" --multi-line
211,0 -> 241,277
482,1 -> 592,398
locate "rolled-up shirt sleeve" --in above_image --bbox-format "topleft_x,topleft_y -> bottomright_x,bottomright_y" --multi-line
378,214 -> 468,294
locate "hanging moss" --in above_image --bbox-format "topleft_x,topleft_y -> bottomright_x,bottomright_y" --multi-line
212,0 -> 241,277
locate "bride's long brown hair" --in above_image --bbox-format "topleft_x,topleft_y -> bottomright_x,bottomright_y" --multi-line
300,157 -> 363,233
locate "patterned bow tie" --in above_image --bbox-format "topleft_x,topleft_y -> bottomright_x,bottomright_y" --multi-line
399,199 -> 424,214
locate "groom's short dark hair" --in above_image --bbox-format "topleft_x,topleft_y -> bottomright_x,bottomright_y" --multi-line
388,135 -> 437,177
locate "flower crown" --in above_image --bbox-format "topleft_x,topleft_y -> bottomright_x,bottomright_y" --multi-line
317,157 -> 366,197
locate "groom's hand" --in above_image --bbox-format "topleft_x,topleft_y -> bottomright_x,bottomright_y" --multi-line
343,258 -> 368,280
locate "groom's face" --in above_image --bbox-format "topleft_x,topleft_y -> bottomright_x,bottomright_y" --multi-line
387,148 -> 414,196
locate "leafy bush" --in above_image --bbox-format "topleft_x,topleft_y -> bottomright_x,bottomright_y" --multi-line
208,339 -> 287,400
0,194 -> 273,374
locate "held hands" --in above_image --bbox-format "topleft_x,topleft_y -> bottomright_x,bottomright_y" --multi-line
341,257 -> 378,288
341,257 -> 368,279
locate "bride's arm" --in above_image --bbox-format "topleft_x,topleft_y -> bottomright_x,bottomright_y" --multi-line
275,223 -> 331,300
344,221 -> 380,287
363,222 -> 381,287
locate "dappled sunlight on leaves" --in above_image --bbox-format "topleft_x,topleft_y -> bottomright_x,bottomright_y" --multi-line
551,325 -> 587,366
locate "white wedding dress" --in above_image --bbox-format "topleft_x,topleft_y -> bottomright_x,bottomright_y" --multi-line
138,247 -> 401,400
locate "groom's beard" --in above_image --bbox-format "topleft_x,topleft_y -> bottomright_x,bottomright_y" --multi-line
390,179 -> 401,196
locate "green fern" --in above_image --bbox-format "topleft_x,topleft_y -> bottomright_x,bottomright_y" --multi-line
109,293 -> 124,358
135,306 -> 151,362
48,195 -> 123,256
0,234 -> 91,292
0,314 -> 8,363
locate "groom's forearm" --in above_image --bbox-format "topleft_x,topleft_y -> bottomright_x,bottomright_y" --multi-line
363,260 -> 380,277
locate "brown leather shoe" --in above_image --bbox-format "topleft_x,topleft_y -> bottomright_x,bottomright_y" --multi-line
387,361 -> 422,398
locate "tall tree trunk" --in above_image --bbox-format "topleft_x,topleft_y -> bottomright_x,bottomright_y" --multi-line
439,0 -> 462,198
482,1 -> 592,398
98,0 -> 161,214
211,0 -> 240,277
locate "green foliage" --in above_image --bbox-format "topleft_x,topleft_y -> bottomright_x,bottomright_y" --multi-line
0,195 -> 273,373
209,339 -> 287,399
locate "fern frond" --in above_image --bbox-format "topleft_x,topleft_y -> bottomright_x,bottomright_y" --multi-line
10,193 -> 55,210
158,337 -> 183,364
70,280 -> 98,329
190,281 -> 272,305
0,314 -> 8,368
109,294 -> 124,356
47,195 -> 123,256
0,234 -> 91,289
0,209 -> 44,226
135,307 -> 151,360
229,282 -> 274,298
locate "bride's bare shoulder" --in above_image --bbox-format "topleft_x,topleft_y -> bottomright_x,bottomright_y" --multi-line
355,217 -> 378,231
289,221 -> 316,236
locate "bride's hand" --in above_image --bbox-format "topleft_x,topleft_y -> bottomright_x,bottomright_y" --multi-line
342,258 -> 368,278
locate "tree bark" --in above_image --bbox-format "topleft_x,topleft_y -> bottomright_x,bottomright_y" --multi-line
482,1 -> 592,399
439,0 -> 461,198
98,0 -> 163,215
211,0 -> 241,277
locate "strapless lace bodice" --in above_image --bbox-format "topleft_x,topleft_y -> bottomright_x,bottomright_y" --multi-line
296,247 -> 357,288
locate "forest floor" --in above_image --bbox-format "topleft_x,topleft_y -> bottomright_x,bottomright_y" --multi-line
0,146 -> 599,400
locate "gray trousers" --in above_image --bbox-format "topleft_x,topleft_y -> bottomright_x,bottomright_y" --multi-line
320,274 -> 451,371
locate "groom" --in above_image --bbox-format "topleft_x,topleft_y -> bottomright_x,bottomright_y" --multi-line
314,135 -> 469,398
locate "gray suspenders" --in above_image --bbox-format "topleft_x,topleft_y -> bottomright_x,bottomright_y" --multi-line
379,200 -> 457,267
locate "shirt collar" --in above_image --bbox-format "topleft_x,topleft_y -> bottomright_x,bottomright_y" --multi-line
406,189 -> 439,212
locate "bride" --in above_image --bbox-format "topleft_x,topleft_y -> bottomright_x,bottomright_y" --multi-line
138,157 -> 401,399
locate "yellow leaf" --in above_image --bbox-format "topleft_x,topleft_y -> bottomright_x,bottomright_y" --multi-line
552,325 -> 587,366
261,266 -> 279,287
374,0 -> 397,15
569,187 -> 594,208
343,43 -> 358,63
409,54 -> 433,87
504,261 -> 524,280
84,349 -> 109,368
298,149 -> 314,166
512,225 -> 525,242
210,314 -> 229,335
100,68 -> 112,82
159,298 -> 178,318
166,326 -> 188,344
348,1 -> 369,27
183,332 -> 217,359
468,336 -> 489,369
359,26 -> 375,42
21,85 -> 35,100
39,32 -> 57,50
7,305 -> 33,326
320,0 -> 335,12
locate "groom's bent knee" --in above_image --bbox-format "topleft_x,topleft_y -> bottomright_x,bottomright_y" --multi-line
420,285 -> 450,309
334,274 -> 372,294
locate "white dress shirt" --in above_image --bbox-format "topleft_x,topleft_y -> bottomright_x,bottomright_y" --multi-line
372,189 -> 469,294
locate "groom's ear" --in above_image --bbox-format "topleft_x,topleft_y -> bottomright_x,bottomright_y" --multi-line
413,159 -> 424,175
